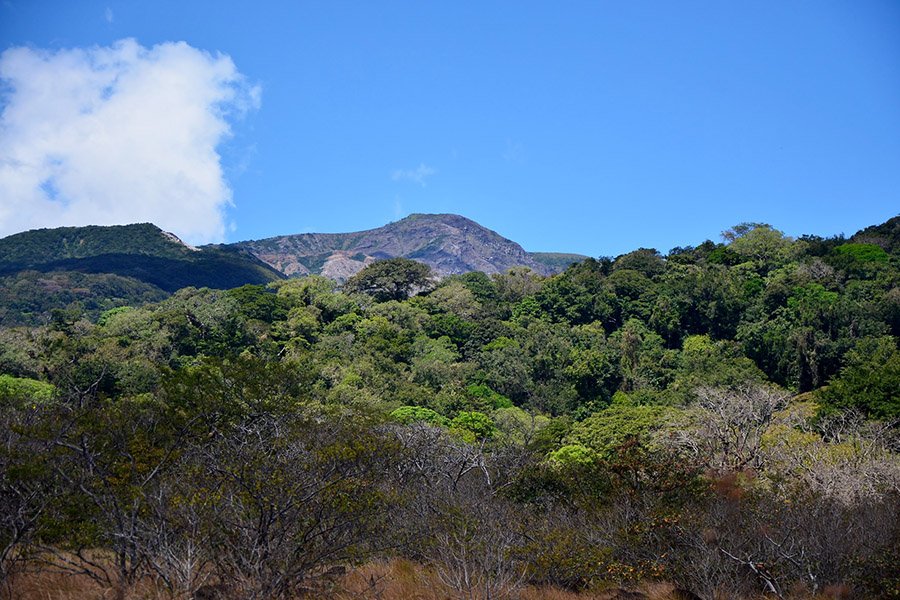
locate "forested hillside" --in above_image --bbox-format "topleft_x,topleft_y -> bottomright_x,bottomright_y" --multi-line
0,219 -> 898,599
0,224 -> 284,325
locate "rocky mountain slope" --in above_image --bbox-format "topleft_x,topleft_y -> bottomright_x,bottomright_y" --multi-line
232,213 -> 585,280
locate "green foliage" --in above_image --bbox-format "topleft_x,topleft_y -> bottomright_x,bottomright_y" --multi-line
612,248 -> 666,278
817,336 -> 900,419
466,383 -> 513,409
0,375 -> 55,405
850,215 -> 900,255
0,270 -> 167,326
528,252 -> 588,273
0,223 -> 190,265
389,405 -> 449,426
344,258 -> 433,302
723,222 -> 796,273
829,243 -> 893,280
610,319 -> 675,393
547,443 -> 597,466
492,406 -> 549,444
0,224 -> 283,296
834,243 -> 890,264
450,410 -> 497,441
566,404 -> 673,457
533,258 -> 610,326
451,271 -> 501,303
665,334 -> 766,402
227,284 -> 283,322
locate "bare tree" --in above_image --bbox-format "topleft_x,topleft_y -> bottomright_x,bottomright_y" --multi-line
140,473 -> 217,599
34,396 -> 195,599
431,499 -> 526,600
666,384 -> 788,472
0,405 -> 58,593
193,412 -> 400,600
388,423 -> 528,600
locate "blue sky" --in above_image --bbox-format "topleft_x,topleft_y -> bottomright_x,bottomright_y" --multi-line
1,1 -> 898,256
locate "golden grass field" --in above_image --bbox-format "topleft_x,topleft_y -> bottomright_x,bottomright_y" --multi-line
4,558 -> 855,600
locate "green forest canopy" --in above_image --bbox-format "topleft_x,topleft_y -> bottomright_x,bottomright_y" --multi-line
0,218 -> 898,599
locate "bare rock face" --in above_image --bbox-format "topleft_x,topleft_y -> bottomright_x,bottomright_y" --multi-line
320,251 -> 376,281
232,213 -> 581,281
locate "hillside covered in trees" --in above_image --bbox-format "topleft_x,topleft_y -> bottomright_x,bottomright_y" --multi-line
0,224 -> 284,326
0,218 -> 898,599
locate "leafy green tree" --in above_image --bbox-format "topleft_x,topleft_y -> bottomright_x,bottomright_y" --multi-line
818,336 -> 900,419
410,335 -> 464,390
466,383 -> 513,410
566,404 -> 673,457
723,222 -> 798,274
564,328 -> 620,405
450,271 -> 500,305
665,335 -> 765,403
610,319 -> 675,393
450,411 -> 497,442
273,275 -> 360,324
612,248 -> 666,278
533,258 -> 613,326
226,283 -> 289,323
604,268 -> 656,324
390,405 -> 449,426
0,375 -> 55,405
547,443 -> 598,466
828,243 -> 891,280
491,266 -> 544,305
478,337 -> 532,404
343,258 -> 433,302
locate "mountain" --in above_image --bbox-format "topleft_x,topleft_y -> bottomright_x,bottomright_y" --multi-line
232,213 -> 586,280
0,223 -> 284,293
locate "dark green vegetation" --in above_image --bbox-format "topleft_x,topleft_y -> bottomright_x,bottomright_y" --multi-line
529,251 -> 590,272
0,218 -> 898,599
0,224 -> 283,325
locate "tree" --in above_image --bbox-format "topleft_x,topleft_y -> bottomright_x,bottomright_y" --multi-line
668,384 -> 788,472
343,258 -> 433,302
0,404 -> 59,591
818,336 -> 900,419
722,223 -> 796,274
188,412 -> 401,599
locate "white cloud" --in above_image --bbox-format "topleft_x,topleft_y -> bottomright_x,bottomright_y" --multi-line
391,163 -> 436,186
104,7 -> 113,23
0,39 -> 260,244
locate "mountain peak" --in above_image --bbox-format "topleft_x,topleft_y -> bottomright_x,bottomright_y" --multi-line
397,213 -> 477,225
233,214 -> 578,280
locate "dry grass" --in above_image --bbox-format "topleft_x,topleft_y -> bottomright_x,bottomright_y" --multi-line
6,569 -> 109,600
5,568 -> 165,600
4,559 -> 855,600
334,560 -> 712,600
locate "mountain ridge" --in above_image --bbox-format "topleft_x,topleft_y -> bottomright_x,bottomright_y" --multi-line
0,223 -> 284,293
230,213 -> 585,280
